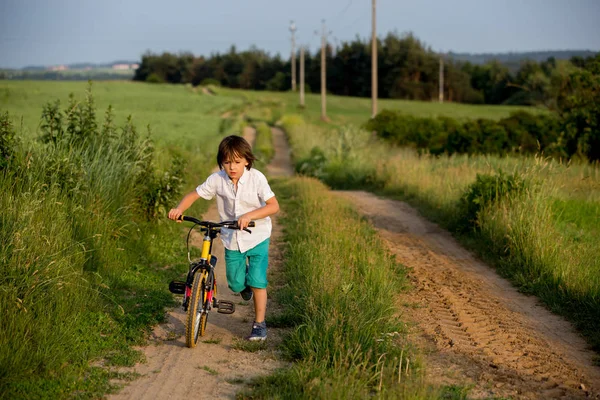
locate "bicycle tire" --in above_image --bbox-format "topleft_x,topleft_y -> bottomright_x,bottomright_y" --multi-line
185,271 -> 208,348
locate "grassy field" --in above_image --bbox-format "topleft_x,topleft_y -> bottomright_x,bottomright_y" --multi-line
0,80 -> 244,397
274,110 -> 600,353
0,80 -> 240,146
214,86 -> 544,127
0,80 -> 581,398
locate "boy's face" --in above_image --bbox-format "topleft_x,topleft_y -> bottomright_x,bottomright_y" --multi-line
222,154 -> 248,181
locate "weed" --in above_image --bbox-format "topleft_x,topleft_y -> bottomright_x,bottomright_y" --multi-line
232,338 -> 267,353
197,365 -> 219,375
202,337 -> 222,345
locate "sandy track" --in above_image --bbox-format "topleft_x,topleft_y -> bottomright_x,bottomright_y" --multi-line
109,122 -> 600,399
336,191 -> 600,399
109,127 -> 292,400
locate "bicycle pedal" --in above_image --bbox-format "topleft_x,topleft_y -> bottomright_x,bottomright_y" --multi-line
169,281 -> 186,295
217,300 -> 235,314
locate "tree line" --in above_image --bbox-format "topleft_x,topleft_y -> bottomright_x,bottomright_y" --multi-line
366,55 -> 600,161
132,31 -> 597,107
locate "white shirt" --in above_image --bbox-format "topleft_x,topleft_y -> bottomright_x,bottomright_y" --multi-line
196,168 -> 275,253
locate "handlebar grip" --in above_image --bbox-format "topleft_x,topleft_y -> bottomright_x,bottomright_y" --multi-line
248,221 -> 256,227
179,215 -> 202,224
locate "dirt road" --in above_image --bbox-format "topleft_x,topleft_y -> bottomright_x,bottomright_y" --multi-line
336,191 -> 600,399
109,127 -> 292,400
111,124 -> 599,399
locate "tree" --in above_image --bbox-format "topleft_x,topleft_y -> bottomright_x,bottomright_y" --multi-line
556,59 -> 600,160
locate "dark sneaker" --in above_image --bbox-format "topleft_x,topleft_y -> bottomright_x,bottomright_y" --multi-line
248,321 -> 267,341
240,286 -> 253,301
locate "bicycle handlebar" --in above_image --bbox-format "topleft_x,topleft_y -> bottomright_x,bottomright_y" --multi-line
178,216 -> 255,233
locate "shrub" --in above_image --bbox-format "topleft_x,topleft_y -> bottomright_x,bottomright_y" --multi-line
266,72 -> 287,91
368,109 -> 564,158
500,111 -> 561,154
296,146 -> 327,178
146,72 -> 164,83
478,119 -> 509,155
36,85 -> 185,221
457,170 -> 527,231
138,152 -> 185,220
200,78 -> 221,87
0,112 -> 19,169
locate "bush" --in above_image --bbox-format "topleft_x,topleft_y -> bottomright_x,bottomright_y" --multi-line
200,78 -> 221,87
478,119 -> 509,154
138,152 -> 185,220
368,109 -> 564,158
500,111 -> 561,154
296,146 -> 327,178
0,112 -> 19,169
146,72 -> 164,84
456,170 -> 527,231
266,72 -> 287,92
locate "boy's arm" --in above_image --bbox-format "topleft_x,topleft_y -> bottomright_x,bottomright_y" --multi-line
168,190 -> 201,221
238,196 -> 279,229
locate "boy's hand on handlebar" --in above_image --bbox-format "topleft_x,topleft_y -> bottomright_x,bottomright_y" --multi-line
237,214 -> 253,230
168,208 -> 183,222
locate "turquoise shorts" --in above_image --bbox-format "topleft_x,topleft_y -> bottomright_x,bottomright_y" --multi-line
224,238 -> 270,292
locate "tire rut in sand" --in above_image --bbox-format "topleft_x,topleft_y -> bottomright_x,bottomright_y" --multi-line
336,190 -> 599,399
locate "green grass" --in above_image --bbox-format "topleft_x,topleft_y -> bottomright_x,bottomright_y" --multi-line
231,339 -> 268,353
552,198 -> 600,243
198,365 -> 219,375
276,110 -> 600,353
0,81 -> 582,397
253,121 -> 274,165
0,80 -> 243,398
214,87 -> 544,127
0,80 -> 242,146
240,177 -> 445,399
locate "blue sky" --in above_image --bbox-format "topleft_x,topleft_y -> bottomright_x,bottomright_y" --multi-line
1,0 -> 599,69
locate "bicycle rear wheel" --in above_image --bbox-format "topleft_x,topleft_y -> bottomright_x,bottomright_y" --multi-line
185,270 -> 208,348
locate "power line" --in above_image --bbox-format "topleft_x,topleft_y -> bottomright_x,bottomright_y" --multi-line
336,0 -> 353,19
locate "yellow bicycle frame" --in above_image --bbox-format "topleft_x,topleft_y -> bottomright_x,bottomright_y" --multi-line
199,235 -> 216,299
200,236 -> 211,260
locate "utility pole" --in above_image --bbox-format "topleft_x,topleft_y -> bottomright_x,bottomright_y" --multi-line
290,21 -> 297,92
371,0 -> 378,117
320,20 -> 329,121
439,53 -> 444,103
300,46 -> 305,108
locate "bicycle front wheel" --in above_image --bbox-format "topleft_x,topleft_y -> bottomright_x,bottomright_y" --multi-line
185,271 -> 208,348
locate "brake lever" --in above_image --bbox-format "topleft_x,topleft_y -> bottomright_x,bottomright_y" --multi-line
243,228 -> 252,234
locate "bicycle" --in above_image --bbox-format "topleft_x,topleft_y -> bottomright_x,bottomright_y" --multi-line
168,215 -> 254,348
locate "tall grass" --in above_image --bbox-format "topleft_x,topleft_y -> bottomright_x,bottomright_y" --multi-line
0,82 -> 238,397
243,177 -> 443,399
253,121 -> 274,164
279,114 -> 600,352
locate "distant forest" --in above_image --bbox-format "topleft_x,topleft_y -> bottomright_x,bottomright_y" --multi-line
132,32 -> 598,106
449,50 -> 597,66
2,31 -> 598,108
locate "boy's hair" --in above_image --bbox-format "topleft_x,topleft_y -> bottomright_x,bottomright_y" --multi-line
217,135 -> 256,170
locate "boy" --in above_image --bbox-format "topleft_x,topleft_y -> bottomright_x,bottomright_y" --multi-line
168,135 -> 279,341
